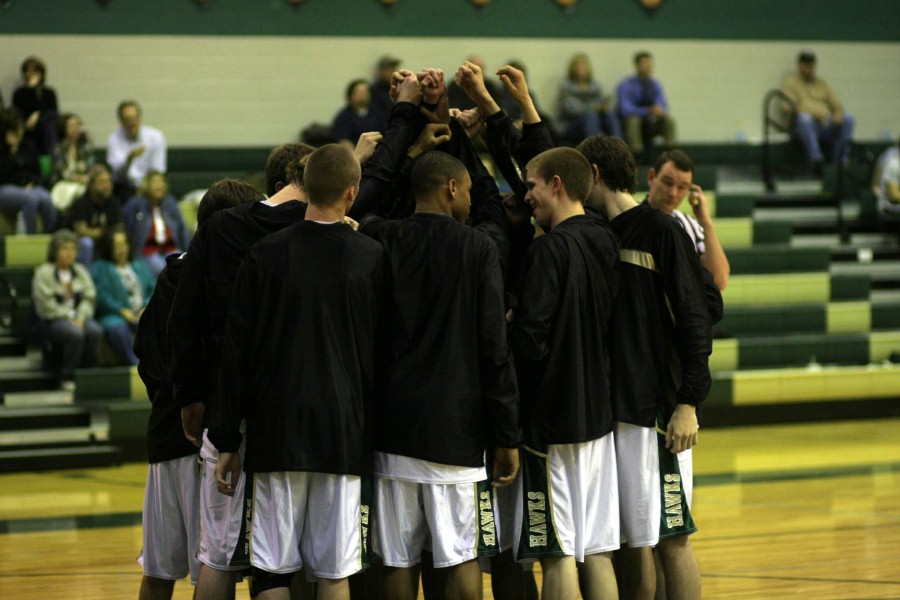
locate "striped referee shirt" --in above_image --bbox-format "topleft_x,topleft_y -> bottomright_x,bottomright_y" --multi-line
671,208 -> 706,256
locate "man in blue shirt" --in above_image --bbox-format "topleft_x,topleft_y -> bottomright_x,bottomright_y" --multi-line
617,52 -> 676,159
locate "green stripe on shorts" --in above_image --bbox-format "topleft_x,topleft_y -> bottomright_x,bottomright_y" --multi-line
359,476 -> 373,571
476,479 -> 500,558
229,471 -> 253,568
656,407 -> 698,540
516,446 -> 566,560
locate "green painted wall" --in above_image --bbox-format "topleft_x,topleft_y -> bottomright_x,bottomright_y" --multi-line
1,0 -> 897,41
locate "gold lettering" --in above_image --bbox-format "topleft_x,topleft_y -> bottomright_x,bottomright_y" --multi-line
666,516 -> 684,528
527,491 -> 549,547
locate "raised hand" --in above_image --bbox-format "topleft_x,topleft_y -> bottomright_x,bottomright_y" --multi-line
408,123 -> 452,158
390,69 -> 419,103
353,131 -> 383,165
454,107 -> 485,140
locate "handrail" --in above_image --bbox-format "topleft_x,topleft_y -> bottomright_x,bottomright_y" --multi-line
762,89 -> 797,192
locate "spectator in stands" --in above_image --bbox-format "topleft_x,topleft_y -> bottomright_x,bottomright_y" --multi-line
64,164 -> 121,265
781,51 -> 855,176
557,53 -> 621,144
90,226 -> 155,366
0,109 -> 56,233
12,56 -> 59,156
371,54 -> 401,129
875,136 -> 900,234
123,171 -> 189,277
617,51 -> 676,160
31,229 -> 102,390
331,79 -> 382,148
299,122 -> 338,147
50,113 -> 96,212
107,100 -> 167,200
646,149 -> 730,290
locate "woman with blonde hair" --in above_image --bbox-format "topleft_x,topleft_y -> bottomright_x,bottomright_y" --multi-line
557,53 -> 621,143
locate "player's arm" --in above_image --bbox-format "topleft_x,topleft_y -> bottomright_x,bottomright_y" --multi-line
688,185 -> 730,290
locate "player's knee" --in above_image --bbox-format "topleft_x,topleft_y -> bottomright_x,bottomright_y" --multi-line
249,567 -> 293,596
657,533 -> 691,555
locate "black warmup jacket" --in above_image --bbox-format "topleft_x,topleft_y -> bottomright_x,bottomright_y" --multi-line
509,214 -> 619,448
609,203 -> 714,427
361,212 -> 521,468
208,222 -> 388,475
167,200 -> 307,412
133,254 -> 199,464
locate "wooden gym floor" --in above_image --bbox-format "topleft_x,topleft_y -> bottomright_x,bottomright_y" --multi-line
0,417 -> 898,599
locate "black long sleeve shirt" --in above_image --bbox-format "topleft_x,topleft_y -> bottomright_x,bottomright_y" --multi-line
167,200 -> 307,412
361,212 -> 521,468
509,214 -> 619,448
208,222 -> 387,475
608,203 -> 713,427
133,254 -> 199,464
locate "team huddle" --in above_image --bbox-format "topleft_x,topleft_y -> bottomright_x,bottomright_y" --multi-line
135,63 -> 723,600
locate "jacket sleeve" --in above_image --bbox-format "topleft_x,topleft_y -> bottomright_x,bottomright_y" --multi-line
207,252 -> 259,453
484,111 -> 527,201
477,242 -> 521,449
509,237 -> 560,363
350,102 -> 425,220
134,261 -> 179,395
444,118 -> 512,271
167,225 -> 212,408
658,222 -> 713,407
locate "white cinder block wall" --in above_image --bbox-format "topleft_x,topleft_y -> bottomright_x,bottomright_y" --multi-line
2,35 -> 898,148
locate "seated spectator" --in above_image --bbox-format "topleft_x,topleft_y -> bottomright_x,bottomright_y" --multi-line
123,171 -> 190,276
50,113 -> 95,212
90,226 -> 156,366
0,109 -> 56,233
31,229 -> 102,389
557,53 -> 621,144
617,51 -> 676,159
12,56 -> 59,156
107,100 -> 167,200
64,164 -> 121,265
875,136 -> 900,233
781,51 -> 855,175
299,122 -> 338,147
371,54 -> 401,129
331,79 -> 382,148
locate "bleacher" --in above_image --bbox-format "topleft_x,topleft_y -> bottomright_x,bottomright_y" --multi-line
1,142 -> 899,472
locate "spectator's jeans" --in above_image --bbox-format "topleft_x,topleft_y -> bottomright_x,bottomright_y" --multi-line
107,322 -> 139,366
47,318 -> 102,380
794,113 -> 855,164
0,184 -> 56,233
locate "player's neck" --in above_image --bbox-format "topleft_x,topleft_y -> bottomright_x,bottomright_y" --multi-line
267,183 -> 306,206
604,191 -> 638,221
304,203 -> 345,223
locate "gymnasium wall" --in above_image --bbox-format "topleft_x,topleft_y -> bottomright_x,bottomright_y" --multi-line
1,1 -> 897,148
